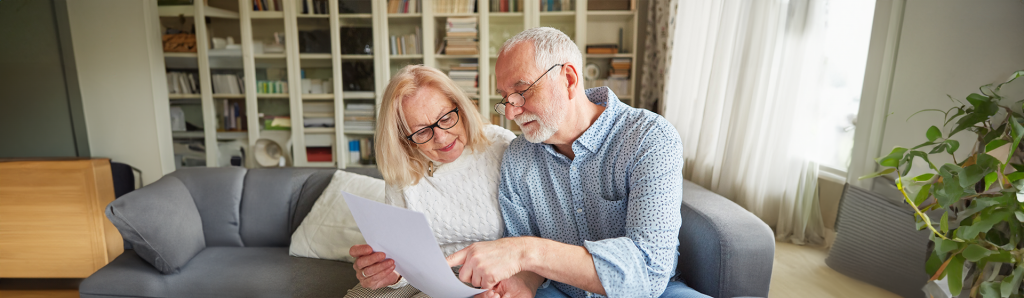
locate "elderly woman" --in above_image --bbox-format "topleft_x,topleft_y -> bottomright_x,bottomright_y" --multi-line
344,65 -> 515,298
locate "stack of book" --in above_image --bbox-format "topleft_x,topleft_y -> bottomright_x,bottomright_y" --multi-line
344,103 -> 375,132
442,17 -> 478,55
302,0 -> 330,15
167,71 -> 199,94
609,58 -> 631,79
490,0 -> 521,12
212,74 -> 244,94
586,44 -> 618,54
449,63 -> 479,94
256,80 -> 288,94
434,0 -> 475,13
390,27 -> 422,55
347,138 -> 375,165
387,0 -> 418,13
303,102 -> 335,128
541,0 -> 573,11
252,0 -> 282,11
221,100 -> 245,131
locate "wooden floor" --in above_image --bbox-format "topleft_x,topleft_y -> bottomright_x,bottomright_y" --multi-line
770,241 -> 901,298
0,278 -> 80,298
0,243 -> 900,298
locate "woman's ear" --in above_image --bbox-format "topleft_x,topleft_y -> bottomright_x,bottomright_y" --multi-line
563,63 -> 580,100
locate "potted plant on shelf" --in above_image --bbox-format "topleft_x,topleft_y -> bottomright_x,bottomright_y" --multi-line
862,70 -> 1024,298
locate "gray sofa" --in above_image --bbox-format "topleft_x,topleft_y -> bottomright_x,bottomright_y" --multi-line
80,168 -> 774,298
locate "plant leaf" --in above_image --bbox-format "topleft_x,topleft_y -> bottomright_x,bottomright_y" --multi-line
930,144 -> 949,154
962,244 -> 994,262
936,239 -> 960,256
1001,265 -> 1024,298
986,139 -> 1011,153
913,141 -> 937,150
985,172 -> 999,191
952,113 -> 990,137
981,281 -> 1002,298
1012,163 -> 1024,172
945,108 -> 966,126
914,173 -> 936,181
926,126 -> 942,142
914,184 -> 932,206
1008,172 -> 1024,182
1017,210 -> 1024,222
945,140 -> 960,154
960,210 -> 1013,239
1009,115 -> 1024,163
908,109 -> 947,121
858,168 -> 895,180
947,254 -> 965,296
960,164 -> 987,189
876,147 -> 908,168
909,150 -> 938,171
940,212 -> 949,234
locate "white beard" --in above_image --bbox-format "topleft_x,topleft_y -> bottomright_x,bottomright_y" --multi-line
514,100 -> 565,143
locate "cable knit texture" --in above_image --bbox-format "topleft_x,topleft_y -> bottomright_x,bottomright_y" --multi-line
385,124 -> 516,257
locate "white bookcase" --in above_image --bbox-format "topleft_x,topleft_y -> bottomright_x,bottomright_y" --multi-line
158,0 -> 640,169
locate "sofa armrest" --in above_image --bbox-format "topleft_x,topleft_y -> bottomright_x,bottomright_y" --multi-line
676,180 -> 774,298
106,175 -> 206,274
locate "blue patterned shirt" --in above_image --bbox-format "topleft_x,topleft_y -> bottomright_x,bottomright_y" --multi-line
498,87 -> 684,298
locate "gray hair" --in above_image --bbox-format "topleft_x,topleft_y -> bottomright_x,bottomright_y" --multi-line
499,27 -> 583,81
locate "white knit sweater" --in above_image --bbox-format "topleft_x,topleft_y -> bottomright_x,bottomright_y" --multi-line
384,124 -> 516,257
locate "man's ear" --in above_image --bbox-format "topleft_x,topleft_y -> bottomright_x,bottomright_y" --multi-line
563,63 -> 580,100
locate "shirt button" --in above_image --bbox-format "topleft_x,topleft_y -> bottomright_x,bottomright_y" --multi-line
577,208 -> 583,213
571,166 -> 576,171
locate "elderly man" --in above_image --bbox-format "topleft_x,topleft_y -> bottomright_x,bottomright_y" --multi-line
446,28 -> 707,298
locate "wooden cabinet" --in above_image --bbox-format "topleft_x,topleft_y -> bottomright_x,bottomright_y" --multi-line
0,159 -> 123,278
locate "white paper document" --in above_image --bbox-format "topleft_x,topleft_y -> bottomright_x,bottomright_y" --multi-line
343,192 -> 486,298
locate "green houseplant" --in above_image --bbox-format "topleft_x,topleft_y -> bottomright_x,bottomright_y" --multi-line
863,71 -> 1024,298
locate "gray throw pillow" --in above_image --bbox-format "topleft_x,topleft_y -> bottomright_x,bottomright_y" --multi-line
106,176 -> 205,274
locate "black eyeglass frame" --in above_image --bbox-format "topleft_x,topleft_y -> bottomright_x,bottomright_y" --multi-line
493,64 -> 564,116
405,107 -> 461,144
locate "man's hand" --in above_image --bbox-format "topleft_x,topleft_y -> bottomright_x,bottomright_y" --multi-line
474,272 -> 543,298
447,237 -> 532,289
350,244 -> 401,289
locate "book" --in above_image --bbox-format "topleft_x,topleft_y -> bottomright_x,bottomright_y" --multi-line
586,44 -> 619,54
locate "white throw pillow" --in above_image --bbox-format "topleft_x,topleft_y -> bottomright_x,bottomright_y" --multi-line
290,170 -> 386,262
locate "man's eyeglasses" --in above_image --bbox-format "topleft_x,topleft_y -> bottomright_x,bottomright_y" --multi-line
406,107 -> 460,144
494,64 -> 564,116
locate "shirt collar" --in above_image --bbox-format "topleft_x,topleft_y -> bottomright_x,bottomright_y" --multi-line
574,87 -> 624,153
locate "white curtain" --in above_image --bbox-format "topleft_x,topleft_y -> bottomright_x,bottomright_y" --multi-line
661,0 -> 827,245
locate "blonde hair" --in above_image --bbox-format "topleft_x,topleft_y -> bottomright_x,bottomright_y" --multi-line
375,65 -> 492,188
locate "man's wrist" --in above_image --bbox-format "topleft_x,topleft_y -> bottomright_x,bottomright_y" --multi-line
518,236 -> 543,274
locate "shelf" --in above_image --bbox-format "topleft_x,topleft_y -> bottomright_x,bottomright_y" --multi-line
436,54 -> 480,59
250,11 -> 283,18
306,161 -> 336,167
341,54 -> 374,60
217,131 -> 248,139
254,53 -> 286,59
300,53 -> 333,59
213,94 -> 245,99
172,131 -> 204,138
586,53 -> 634,58
587,10 -> 635,16
302,94 -> 335,100
539,11 -> 576,16
339,13 -> 373,19
344,130 -> 375,135
434,13 -> 478,17
390,54 -> 424,59
297,13 -> 330,18
256,93 -> 289,98
158,5 -> 239,19
489,12 -> 524,17
343,91 -> 376,99
305,127 -> 335,134
169,93 -> 201,99
164,52 -> 197,58
345,163 -> 377,168
388,13 -> 421,18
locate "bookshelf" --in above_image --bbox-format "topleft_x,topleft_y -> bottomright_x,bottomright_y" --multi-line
158,0 -> 641,169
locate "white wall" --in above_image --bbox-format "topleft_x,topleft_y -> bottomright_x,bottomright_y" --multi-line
67,0 -> 174,185
878,0 -> 1024,175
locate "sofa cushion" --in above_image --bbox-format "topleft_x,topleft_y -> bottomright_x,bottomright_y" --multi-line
167,168 -> 247,247
106,175 -> 206,274
80,248 -> 359,298
239,168 -> 322,247
290,170 -> 386,262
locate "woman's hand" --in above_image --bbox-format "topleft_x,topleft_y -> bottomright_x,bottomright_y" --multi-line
350,244 -> 401,289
